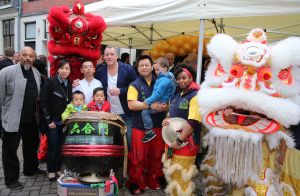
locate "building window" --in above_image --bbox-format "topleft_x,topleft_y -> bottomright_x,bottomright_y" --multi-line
3,19 -> 14,49
44,20 -> 49,40
25,22 -> 36,50
25,22 -> 36,40
0,0 -> 12,7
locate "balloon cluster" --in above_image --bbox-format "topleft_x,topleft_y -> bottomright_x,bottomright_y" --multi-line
149,35 -> 211,60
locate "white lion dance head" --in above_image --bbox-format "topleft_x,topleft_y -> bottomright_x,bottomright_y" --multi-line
198,29 -> 300,195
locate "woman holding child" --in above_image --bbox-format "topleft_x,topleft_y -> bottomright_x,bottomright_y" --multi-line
162,64 -> 201,196
40,60 -> 72,181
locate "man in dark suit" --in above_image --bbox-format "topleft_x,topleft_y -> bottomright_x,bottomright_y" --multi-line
0,47 -> 15,71
165,52 -> 176,73
0,47 -> 44,190
95,46 -> 137,152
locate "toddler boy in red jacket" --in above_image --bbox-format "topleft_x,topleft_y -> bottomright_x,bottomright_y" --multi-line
87,87 -> 111,112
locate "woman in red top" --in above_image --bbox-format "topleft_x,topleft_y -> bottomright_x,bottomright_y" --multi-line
87,87 -> 111,112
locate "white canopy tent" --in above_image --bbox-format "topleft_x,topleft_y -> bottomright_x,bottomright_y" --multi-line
86,0 -> 300,26
85,0 -> 300,82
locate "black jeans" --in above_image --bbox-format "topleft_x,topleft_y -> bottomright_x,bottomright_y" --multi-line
2,121 -> 39,185
46,125 -> 64,173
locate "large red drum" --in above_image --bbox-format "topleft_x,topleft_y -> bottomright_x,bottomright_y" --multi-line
62,111 -> 127,184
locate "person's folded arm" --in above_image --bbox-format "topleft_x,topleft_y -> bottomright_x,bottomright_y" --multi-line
128,100 -> 148,111
127,84 -> 169,111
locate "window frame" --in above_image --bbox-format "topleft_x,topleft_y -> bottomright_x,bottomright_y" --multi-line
3,18 -> 15,48
25,22 -> 36,40
0,0 -> 12,8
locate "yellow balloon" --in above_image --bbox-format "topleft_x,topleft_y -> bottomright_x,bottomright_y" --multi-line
181,35 -> 189,43
191,36 -> 199,47
143,50 -> 151,56
152,40 -> 167,54
192,48 -> 198,54
151,50 -> 159,59
183,43 -> 192,53
175,37 -> 184,48
166,37 -> 176,46
177,48 -> 186,56
153,43 -> 163,52
159,51 -> 166,58
161,41 -> 170,52
169,45 -> 178,54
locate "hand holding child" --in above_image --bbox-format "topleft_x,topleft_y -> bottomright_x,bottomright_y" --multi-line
151,102 -> 168,112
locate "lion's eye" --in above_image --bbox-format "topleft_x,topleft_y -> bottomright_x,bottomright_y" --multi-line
258,67 -> 272,81
214,63 -> 225,76
246,46 -> 259,56
278,67 -> 293,85
230,65 -> 244,78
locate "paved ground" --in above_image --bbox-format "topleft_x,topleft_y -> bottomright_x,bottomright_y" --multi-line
0,140 -> 203,195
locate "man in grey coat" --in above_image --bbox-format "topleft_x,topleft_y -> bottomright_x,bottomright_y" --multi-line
0,46 -> 44,190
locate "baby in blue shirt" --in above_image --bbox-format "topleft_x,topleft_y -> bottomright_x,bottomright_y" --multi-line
141,57 -> 176,142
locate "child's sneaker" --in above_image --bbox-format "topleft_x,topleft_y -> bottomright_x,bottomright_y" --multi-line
141,130 -> 156,143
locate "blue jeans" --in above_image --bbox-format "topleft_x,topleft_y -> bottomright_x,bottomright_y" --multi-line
141,109 -> 158,130
46,125 -> 64,173
120,114 -> 133,152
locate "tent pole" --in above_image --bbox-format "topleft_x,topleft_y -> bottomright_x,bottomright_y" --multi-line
150,24 -> 154,42
129,38 -> 133,65
196,19 -> 205,84
220,18 -> 225,33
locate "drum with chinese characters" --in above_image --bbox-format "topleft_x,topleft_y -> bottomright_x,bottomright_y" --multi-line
62,111 -> 127,184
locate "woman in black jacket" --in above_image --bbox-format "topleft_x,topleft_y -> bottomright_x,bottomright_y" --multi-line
40,60 -> 72,181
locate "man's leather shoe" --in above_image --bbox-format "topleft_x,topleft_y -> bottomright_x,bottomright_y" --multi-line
48,173 -> 56,182
34,169 -> 46,174
7,181 -> 24,190
23,168 -> 46,176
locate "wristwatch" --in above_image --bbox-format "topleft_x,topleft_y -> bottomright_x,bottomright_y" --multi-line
176,137 -> 184,145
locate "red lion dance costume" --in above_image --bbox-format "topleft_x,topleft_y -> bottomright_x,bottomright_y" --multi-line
198,29 -> 300,195
47,0 -> 106,81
